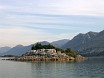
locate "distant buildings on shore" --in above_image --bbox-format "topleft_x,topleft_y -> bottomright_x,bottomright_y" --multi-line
23,49 -> 68,58
2,49 -> 86,62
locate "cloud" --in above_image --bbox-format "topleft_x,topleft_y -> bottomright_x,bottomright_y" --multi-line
57,33 -> 78,40
1,0 -> 104,16
0,27 -> 69,47
0,0 -> 104,47
52,0 -> 104,16
0,27 -> 48,46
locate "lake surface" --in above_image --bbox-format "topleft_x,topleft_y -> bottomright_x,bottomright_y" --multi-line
0,57 -> 104,78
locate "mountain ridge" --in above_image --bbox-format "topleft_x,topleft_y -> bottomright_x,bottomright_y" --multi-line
62,30 -> 104,56
0,46 -> 11,53
0,39 -> 68,56
1,30 -> 104,56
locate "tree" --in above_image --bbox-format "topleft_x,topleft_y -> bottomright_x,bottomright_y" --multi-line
55,48 -> 65,53
47,44 -> 55,49
31,43 -> 77,58
31,43 -> 55,50
35,43 -> 42,49
65,48 -> 77,58
65,48 -> 71,53
31,43 -> 42,50
31,45 -> 36,50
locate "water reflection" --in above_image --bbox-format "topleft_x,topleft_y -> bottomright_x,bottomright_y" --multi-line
0,57 -> 104,78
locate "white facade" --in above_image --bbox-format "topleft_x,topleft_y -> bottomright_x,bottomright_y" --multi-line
30,50 -> 36,53
27,49 -> 67,57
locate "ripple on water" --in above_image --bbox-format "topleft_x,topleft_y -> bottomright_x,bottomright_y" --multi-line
0,57 -> 104,78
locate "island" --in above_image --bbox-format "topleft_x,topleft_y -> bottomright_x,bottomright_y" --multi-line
4,43 -> 86,62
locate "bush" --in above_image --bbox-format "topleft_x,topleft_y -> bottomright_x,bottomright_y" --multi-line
31,43 -> 55,50
31,43 -> 77,58
65,48 -> 77,58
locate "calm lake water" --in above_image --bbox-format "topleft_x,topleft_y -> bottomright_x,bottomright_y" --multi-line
0,57 -> 104,78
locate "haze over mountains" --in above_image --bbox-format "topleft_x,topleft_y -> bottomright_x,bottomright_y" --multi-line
0,30 -> 104,56
0,47 -> 11,53
51,39 -> 69,48
0,40 -> 69,56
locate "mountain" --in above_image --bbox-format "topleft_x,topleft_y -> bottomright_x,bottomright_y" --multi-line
1,30 -> 104,57
80,30 -> 104,56
0,46 -> 11,53
0,40 -> 69,56
37,41 -> 50,45
62,31 -> 98,50
51,39 -> 69,48
62,30 -> 104,56
0,45 -> 32,56
0,41 -> 50,56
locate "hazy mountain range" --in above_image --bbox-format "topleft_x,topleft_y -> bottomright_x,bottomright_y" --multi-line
51,39 -> 69,48
0,47 -> 11,53
0,40 -> 69,56
0,30 -> 104,56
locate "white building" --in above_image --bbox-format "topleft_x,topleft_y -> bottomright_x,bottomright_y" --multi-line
26,49 -> 67,57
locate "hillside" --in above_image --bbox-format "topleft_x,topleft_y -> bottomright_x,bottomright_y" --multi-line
51,39 -> 69,48
0,41 -> 50,56
62,30 -> 104,56
1,30 -> 104,56
0,40 -> 69,56
0,46 -> 11,53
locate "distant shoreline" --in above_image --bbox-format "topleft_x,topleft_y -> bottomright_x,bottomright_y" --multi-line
2,55 -> 86,62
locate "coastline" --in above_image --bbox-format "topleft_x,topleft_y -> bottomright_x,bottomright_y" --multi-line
2,55 -> 86,62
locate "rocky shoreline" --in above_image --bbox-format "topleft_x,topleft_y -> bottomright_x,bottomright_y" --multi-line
2,55 -> 86,62
2,45 -> 86,62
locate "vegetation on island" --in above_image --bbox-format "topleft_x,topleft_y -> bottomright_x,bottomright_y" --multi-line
31,43 -> 55,50
3,43 -> 85,62
31,43 -> 77,58
65,48 -> 77,58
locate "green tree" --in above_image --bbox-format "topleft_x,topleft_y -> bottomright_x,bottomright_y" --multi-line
65,48 -> 77,58
55,48 -> 65,53
31,45 -> 36,50
31,44 -> 77,58
31,43 -> 56,50
31,43 -> 42,50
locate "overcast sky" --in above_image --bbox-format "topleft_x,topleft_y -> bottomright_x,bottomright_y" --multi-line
0,0 -> 104,47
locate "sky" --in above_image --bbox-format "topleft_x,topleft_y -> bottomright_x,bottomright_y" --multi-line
0,0 -> 104,47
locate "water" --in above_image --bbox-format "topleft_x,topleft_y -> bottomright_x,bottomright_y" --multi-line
0,57 -> 104,78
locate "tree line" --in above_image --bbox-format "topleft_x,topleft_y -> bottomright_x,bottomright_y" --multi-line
31,43 -> 77,57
